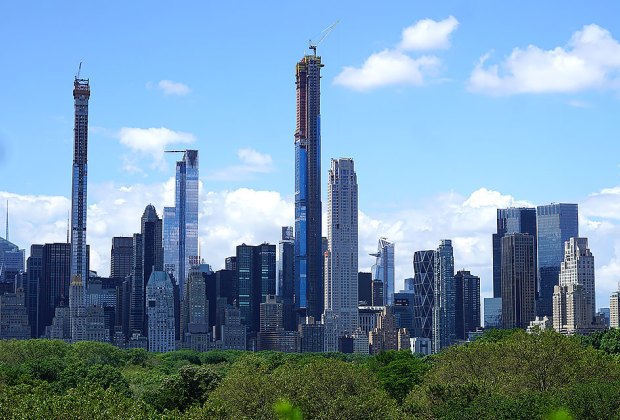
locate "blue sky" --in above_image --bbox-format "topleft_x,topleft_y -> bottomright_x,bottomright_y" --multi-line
2,1 -> 620,307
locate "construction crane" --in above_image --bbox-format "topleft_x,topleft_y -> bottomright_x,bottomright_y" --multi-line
309,20 -> 339,56
165,150 -> 187,153
76,62 -> 82,79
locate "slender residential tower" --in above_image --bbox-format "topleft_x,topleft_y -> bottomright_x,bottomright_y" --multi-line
70,73 -> 90,300
164,150 -> 199,296
323,158 -> 358,352
294,50 -> 323,321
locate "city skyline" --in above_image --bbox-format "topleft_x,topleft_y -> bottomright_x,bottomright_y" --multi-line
3,2 -> 620,311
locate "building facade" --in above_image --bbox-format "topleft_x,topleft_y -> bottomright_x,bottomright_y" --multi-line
164,150 -> 199,296
146,271 -> 176,352
537,203 -> 578,317
370,238 -> 395,306
294,52 -> 323,322
454,270 -> 481,340
432,240 -> 455,353
111,236 -> 133,279
501,233 -> 536,329
492,208 -> 536,298
323,158 -> 358,352
278,227 -> 296,330
413,250 -> 434,340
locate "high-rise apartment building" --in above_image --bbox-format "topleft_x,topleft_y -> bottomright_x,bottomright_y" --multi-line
26,244 -> 43,338
610,287 -> 620,329
492,208 -> 536,298
39,243 -> 71,337
323,158 -> 358,352
413,250 -> 434,340
432,240 -> 455,353
537,203 -> 578,317
371,238 -> 395,306
111,237 -> 133,279
164,150 -> 199,296
130,205 -> 163,336
294,51 -> 323,321
0,289 -> 30,340
278,227 -> 296,330
454,270 -> 481,340
553,238 -> 596,334
501,233 -> 536,329
70,75 -> 90,300
146,271 -> 176,352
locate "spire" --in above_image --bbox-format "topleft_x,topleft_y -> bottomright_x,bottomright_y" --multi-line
5,200 -> 8,241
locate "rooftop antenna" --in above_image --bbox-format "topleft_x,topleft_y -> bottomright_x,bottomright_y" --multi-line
309,20 -> 339,56
5,200 -> 8,241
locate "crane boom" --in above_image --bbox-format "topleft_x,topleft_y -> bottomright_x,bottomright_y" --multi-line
309,20 -> 339,55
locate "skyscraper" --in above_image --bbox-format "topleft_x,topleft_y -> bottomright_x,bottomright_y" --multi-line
370,238 -> 395,306
39,243 -> 71,337
70,74 -> 90,300
537,203 -> 578,317
553,238 -> 596,334
492,208 -> 536,298
130,205 -> 163,336
454,270 -> 481,340
501,233 -> 536,329
323,158 -> 358,352
294,51 -> 323,321
432,240 -> 455,353
111,237 -> 133,279
611,286 -> 620,329
26,244 -> 43,337
278,227 -> 296,330
146,271 -> 176,352
164,150 -> 199,296
413,250 -> 434,340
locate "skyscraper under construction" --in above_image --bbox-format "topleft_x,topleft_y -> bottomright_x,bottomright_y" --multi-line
70,73 -> 90,295
294,51 -> 323,321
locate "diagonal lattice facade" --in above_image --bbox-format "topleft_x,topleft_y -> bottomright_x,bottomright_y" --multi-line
413,250 -> 434,339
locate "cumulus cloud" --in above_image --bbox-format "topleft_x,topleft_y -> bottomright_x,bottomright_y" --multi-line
206,148 -> 274,181
468,24 -> 620,95
157,80 -> 191,96
334,16 -> 458,91
5,183 -> 620,313
334,51 -> 440,90
118,127 -> 195,171
399,15 -> 459,51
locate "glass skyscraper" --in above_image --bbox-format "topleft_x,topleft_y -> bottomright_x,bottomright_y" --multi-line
70,75 -> 90,298
536,203 -> 578,317
413,250 -> 434,339
164,150 -> 199,296
492,208 -> 536,298
432,240 -> 455,353
371,238 -> 395,306
294,51 -> 323,321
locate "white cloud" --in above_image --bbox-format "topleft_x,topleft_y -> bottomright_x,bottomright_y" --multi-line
5,183 -> 620,315
207,148 -> 274,181
334,50 -> 440,91
118,127 -> 195,171
468,24 -> 620,95
399,16 -> 459,51
157,80 -> 191,96
334,16 -> 458,91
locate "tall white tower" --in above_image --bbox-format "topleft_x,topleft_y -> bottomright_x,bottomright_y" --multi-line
323,158 -> 358,351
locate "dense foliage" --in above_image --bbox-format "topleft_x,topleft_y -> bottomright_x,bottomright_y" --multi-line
0,329 -> 618,418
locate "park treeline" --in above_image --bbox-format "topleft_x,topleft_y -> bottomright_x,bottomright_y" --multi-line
0,329 -> 620,419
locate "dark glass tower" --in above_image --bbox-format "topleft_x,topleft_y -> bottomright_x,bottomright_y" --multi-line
454,270 -> 481,340
492,208 -> 536,298
294,52 -> 323,321
70,75 -> 90,296
501,233 -> 536,329
111,236 -> 133,279
26,244 -> 43,338
39,243 -> 71,337
536,203 -> 578,317
279,227 -> 296,330
413,250 -> 434,339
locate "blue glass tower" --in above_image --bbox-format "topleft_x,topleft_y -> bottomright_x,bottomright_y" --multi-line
433,240 -> 455,353
536,203 -> 578,317
164,150 -> 199,296
371,238 -> 395,306
70,75 -> 90,299
294,52 -> 323,321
